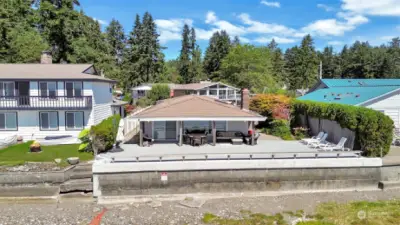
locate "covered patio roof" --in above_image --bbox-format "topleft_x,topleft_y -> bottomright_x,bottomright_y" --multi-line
131,95 -> 266,121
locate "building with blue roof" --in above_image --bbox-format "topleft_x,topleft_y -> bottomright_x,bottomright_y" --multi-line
298,79 -> 400,127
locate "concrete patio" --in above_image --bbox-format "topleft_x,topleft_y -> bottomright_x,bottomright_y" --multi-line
98,140 -> 360,162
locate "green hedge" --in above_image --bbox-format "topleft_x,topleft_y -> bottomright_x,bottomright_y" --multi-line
90,115 -> 121,153
292,100 -> 393,156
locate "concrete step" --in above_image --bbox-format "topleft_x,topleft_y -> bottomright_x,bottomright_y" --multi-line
60,178 -> 93,193
378,181 -> 400,190
70,171 -> 92,179
72,164 -> 92,173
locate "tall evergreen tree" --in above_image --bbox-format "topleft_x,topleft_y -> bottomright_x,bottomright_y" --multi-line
178,24 -> 191,83
203,30 -> 231,80
318,46 -> 338,78
298,35 -> 318,88
106,19 -> 126,64
268,39 -> 285,84
232,36 -> 240,46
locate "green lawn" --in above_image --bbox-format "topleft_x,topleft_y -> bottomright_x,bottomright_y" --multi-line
202,200 -> 400,225
0,141 -> 93,166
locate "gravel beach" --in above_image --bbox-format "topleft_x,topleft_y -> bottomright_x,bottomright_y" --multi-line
0,189 -> 399,225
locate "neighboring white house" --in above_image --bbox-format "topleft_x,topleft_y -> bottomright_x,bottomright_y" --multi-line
0,52 -> 119,141
299,78 -> 400,128
132,81 -> 242,104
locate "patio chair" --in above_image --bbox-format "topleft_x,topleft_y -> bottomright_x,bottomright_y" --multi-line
244,132 -> 260,145
319,137 -> 348,151
301,132 -> 324,144
142,134 -> 154,146
308,133 -> 328,148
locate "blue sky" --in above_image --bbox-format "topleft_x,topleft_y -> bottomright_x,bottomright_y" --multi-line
79,0 -> 400,60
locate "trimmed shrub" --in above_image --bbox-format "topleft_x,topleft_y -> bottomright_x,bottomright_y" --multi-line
90,115 -> 121,153
136,97 -> 153,107
78,128 -> 92,152
269,119 -> 293,140
250,94 -> 292,120
147,84 -> 170,102
292,100 -> 393,156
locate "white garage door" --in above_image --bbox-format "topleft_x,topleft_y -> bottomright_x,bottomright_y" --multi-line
381,109 -> 399,128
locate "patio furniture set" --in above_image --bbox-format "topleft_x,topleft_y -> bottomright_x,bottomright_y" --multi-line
300,132 -> 349,151
182,129 -> 261,146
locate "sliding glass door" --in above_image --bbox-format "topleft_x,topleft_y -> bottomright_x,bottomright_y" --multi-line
153,121 -> 177,140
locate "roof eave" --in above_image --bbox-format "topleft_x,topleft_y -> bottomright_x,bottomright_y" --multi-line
133,116 -> 267,122
356,87 -> 400,107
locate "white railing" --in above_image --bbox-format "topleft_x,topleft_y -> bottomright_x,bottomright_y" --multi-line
123,107 -> 148,140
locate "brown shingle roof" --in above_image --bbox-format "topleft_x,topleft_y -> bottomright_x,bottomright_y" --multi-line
134,95 -> 265,120
0,64 -> 115,82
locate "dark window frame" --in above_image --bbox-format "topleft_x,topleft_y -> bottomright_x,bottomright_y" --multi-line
65,111 -> 84,131
0,112 -> 18,131
64,81 -> 84,98
39,111 -> 59,131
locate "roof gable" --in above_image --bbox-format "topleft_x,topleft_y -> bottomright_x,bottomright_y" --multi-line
134,95 -> 264,120
0,64 -> 115,82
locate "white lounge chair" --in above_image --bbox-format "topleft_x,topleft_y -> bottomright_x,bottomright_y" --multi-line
308,133 -> 328,147
301,132 -> 324,144
319,137 -> 348,151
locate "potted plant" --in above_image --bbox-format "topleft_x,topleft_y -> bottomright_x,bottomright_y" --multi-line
29,141 -> 41,153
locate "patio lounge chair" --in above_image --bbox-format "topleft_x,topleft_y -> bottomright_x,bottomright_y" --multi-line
301,132 -> 324,145
319,137 -> 348,151
308,133 -> 328,148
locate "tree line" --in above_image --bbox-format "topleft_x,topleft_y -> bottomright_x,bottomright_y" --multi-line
2,0 -> 400,93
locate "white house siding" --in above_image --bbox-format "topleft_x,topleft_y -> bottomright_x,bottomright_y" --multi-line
0,110 -> 92,140
366,94 -> 400,128
93,104 -> 113,125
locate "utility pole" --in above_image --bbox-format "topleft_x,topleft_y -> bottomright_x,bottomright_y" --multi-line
319,61 -> 323,79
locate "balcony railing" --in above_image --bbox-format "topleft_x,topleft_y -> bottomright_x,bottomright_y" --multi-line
0,96 -> 92,110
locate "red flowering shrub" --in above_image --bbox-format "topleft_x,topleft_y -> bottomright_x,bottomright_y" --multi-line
250,94 -> 292,120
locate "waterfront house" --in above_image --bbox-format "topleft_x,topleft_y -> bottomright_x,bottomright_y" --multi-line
0,51 -> 120,140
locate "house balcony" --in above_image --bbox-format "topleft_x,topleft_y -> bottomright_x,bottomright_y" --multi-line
0,96 -> 93,110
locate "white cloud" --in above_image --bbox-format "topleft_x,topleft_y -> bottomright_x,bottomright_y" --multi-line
254,36 -> 297,44
155,18 -> 193,43
205,11 -> 217,24
93,18 -> 108,25
341,0 -> 400,16
317,4 -> 335,12
327,41 -> 344,46
380,35 -> 397,41
302,14 -> 368,36
238,13 -> 301,37
260,1 -> 281,8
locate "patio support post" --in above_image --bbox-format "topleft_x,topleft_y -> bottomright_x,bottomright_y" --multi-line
251,121 -> 255,146
179,121 -> 183,146
139,121 -> 143,147
212,121 -> 216,146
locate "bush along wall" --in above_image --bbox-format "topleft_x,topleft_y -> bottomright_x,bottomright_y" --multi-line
90,115 -> 121,153
292,100 -> 394,157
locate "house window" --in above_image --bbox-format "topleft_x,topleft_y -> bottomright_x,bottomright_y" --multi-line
0,82 -> 15,97
39,112 -> 58,130
183,121 -> 226,132
209,90 -> 217,96
39,82 -> 57,98
65,112 -> 84,130
0,112 -> 17,130
199,90 -> 207,95
65,82 -> 82,97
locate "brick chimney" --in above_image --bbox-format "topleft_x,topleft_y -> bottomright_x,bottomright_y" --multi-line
241,88 -> 250,110
40,50 -> 52,64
